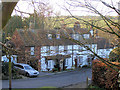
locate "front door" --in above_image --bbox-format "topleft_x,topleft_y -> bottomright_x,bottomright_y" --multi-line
60,59 -> 63,71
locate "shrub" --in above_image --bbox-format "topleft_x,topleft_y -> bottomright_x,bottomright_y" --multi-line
92,59 -> 120,89
88,84 -> 105,90
2,62 -> 22,79
109,47 -> 120,62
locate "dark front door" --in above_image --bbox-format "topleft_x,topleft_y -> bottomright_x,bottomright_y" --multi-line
63,59 -> 65,70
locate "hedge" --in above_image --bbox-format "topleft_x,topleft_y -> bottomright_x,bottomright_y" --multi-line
92,59 -> 120,89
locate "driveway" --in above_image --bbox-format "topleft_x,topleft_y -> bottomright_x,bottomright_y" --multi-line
2,68 -> 92,88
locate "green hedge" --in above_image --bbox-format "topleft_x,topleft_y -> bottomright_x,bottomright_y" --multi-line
2,62 -> 22,79
109,47 -> 120,62
92,59 -> 120,89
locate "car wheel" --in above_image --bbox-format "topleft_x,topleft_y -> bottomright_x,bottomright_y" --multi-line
26,73 -> 29,77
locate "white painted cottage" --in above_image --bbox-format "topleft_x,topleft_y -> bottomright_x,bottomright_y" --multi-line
95,37 -> 114,59
1,55 -> 17,63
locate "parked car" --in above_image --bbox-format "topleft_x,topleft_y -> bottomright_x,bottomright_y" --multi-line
14,63 -> 39,77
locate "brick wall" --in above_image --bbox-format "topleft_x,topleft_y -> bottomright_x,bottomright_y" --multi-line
92,59 -> 120,89
11,31 -> 25,63
12,30 -> 42,71
11,31 -> 24,49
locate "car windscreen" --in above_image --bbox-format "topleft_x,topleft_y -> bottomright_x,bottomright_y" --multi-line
24,66 -> 34,70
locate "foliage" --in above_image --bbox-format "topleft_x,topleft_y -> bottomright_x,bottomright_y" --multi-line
109,47 -> 120,62
88,84 -> 105,90
29,57 -> 38,70
92,59 -> 120,89
3,15 -> 24,36
23,15 -> 42,29
2,62 -> 22,79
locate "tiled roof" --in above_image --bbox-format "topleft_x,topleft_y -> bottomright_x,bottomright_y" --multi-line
94,37 -> 114,49
14,28 -> 93,47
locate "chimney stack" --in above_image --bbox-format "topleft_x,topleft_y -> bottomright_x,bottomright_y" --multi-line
74,21 -> 80,31
29,21 -> 34,30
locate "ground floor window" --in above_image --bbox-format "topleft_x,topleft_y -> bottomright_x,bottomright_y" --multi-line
79,56 -> 83,64
48,60 -> 52,69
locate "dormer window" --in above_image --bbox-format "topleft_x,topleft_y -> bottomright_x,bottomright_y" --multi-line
48,34 -> 52,39
56,34 -> 60,39
90,30 -> 94,36
83,34 -> 90,39
72,34 -> 79,40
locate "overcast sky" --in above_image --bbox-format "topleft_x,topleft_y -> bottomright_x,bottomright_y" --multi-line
12,0 -> 119,17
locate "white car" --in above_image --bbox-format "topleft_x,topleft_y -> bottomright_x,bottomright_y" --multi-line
14,63 -> 39,77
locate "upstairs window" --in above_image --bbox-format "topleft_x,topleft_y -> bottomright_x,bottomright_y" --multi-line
48,34 -> 52,39
90,30 -> 94,36
56,34 -> 60,39
72,34 -> 79,40
64,46 -> 67,54
31,47 -> 35,55
75,34 -> 79,40
83,34 -> 90,39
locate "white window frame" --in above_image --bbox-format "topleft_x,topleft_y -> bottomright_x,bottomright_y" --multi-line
46,46 -> 50,55
75,34 -> 79,40
31,47 -> 35,55
56,34 -> 60,39
65,59 -> 68,66
83,34 -> 90,39
48,60 -> 52,69
48,34 -> 52,39
64,46 -> 67,54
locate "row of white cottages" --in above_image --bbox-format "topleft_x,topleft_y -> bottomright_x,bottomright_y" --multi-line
40,42 -> 113,71
2,23 -> 114,71
1,43 -> 113,71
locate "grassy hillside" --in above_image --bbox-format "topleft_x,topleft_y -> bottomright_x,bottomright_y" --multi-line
51,16 -> 118,28
51,15 -> 118,43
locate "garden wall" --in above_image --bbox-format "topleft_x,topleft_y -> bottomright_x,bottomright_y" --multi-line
92,59 -> 120,89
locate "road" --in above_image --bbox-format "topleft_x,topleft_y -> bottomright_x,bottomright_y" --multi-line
2,68 -> 92,88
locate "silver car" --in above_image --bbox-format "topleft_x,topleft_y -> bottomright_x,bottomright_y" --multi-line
14,63 -> 39,77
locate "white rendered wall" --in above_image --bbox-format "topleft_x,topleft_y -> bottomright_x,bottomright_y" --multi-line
97,48 -> 113,58
40,44 -> 98,71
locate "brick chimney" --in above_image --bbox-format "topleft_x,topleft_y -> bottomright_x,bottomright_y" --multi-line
29,21 -> 34,30
74,21 -> 80,31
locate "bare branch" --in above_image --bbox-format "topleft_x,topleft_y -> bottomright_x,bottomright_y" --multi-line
100,0 -> 120,15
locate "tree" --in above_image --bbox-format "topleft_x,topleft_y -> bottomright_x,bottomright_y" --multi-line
109,47 -> 120,62
3,15 -> 23,39
1,1 -> 19,90
21,0 -> 54,30
1,1 -> 19,28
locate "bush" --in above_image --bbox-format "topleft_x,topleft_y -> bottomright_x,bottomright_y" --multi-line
2,62 -> 22,79
88,84 -> 105,90
109,47 -> 120,62
92,59 -> 120,89
52,68 -> 58,72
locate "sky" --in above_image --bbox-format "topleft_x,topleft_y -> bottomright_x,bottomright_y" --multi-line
11,0 -> 119,17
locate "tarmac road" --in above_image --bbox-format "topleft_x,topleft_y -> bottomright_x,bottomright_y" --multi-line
2,68 -> 92,88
